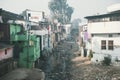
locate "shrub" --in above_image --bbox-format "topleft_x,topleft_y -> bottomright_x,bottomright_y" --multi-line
88,50 -> 93,60
102,55 -> 111,66
115,57 -> 119,62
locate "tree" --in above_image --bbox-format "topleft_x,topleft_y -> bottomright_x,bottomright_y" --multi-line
71,18 -> 81,29
48,0 -> 74,24
70,29 -> 79,41
70,18 -> 81,41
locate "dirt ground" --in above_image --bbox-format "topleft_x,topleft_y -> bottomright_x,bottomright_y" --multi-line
0,68 -> 45,80
44,41 -> 120,80
71,55 -> 120,80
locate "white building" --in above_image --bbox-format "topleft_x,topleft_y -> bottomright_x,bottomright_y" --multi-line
22,9 -> 44,23
63,24 -> 71,39
22,9 -> 52,51
85,4 -> 120,63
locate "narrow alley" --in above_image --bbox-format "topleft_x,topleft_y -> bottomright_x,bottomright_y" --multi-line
40,40 -> 120,80
40,40 -> 79,80
1,40 -> 120,80
0,1 -> 120,80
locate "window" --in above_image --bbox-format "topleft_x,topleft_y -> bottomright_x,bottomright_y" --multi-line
104,17 -> 110,22
5,49 -> 7,55
108,40 -> 114,50
92,34 -> 94,37
118,33 -> 120,35
110,16 -> 120,21
109,34 -> 112,37
101,40 -> 106,50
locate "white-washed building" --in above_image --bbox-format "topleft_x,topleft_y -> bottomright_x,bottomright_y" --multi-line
63,24 -> 71,39
22,9 -> 52,51
85,4 -> 120,63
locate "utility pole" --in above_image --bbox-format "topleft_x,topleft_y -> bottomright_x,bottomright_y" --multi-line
27,13 -> 31,68
48,25 -> 50,48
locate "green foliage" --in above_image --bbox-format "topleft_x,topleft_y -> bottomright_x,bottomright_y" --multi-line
70,29 -> 79,41
88,50 -> 93,60
102,55 -> 111,66
71,18 -> 81,29
71,29 -> 78,35
49,0 -> 74,24
115,57 -> 119,62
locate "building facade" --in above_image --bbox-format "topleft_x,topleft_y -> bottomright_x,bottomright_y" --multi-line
85,7 -> 120,63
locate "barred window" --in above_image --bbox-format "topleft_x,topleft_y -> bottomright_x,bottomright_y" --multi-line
108,40 -> 114,50
101,40 -> 106,50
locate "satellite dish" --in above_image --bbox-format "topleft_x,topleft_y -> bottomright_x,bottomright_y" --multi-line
107,3 -> 120,12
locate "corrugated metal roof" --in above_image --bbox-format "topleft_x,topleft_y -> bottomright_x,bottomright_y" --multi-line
0,8 -> 24,23
0,43 -> 13,51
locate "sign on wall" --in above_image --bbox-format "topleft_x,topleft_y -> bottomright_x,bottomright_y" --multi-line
26,10 -> 44,23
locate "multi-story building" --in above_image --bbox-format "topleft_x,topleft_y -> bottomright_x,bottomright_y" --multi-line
62,24 -> 71,39
22,9 -> 52,51
85,4 -> 120,63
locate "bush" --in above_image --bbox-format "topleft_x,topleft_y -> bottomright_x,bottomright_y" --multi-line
115,57 -> 119,62
88,50 -> 93,60
102,55 -> 111,66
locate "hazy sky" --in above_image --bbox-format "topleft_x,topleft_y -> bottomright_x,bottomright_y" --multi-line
0,0 -> 120,21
